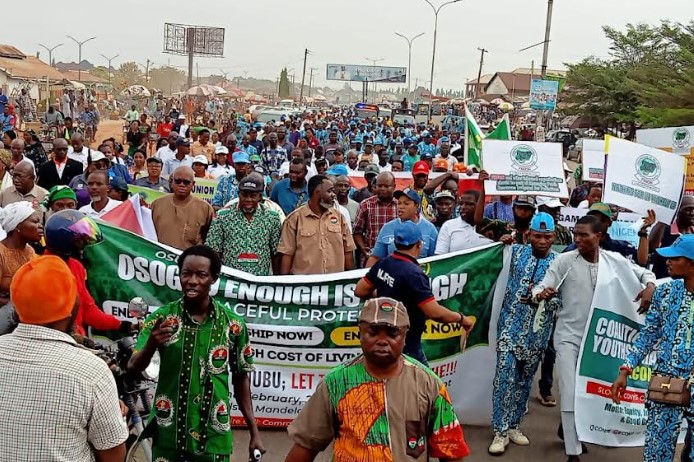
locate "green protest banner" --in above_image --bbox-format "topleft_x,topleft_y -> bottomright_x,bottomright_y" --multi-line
84,223 -> 504,427
127,185 -> 168,204
129,178 -> 219,204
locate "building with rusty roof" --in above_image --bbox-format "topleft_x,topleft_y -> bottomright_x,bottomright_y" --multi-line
0,44 -> 68,103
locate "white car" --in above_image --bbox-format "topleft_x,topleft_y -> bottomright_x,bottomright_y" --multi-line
256,109 -> 291,124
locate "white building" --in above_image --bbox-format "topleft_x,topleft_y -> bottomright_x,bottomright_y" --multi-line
0,44 -> 67,105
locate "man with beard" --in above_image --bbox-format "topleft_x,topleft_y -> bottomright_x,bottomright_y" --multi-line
649,195 -> 694,278
129,246 -> 265,462
151,166 -> 214,250
436,190 -> 492,255
206,173 -> 281,276
285,297 -> 470,462
353,172 -> 398,266
78,170 -> 121,218
278,174 -> 355,275
0,256 -> 128,461
534,215 -> 656,462
475,173 -> 535,243
271,159 -> 309,216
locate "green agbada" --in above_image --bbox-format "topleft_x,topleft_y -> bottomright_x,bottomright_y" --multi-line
135,298 -> 254,460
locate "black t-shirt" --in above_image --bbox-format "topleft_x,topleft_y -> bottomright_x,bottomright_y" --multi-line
652,227 -> 678,279
364,252 -> 435,354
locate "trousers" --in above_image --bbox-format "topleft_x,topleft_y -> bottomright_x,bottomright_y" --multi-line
539,337 -> 556,397
556,341 -> 582,455
643,401 -> 694,462
491,350 -> 542,434
152,448 -> 230,462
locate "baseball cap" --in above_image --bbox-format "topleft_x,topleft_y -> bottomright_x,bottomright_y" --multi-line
109,177 -> 128,191
394,190 -> 422,206
215,145 -> 229,155
656,234 -> 694,260
364,164 -> 380,177
434,158 -> 449,170
11,256 -> 78,324
513,195 -> 536,208
439,136 -> 450,143
250,154 -> 262,163
412,160 -> 430,176
536,196 -> 563,209
365,139 -> 373,146
232,152 -> 250,164
146,157 -> 163,164
420,152 -> 434,160
175,137 -> 190,147
326,164 -> 349,176
192,155 -> 209,165
90,151 -> 107,163
359,297 -> 410,329
588,202 -> 613,219
178,114 -> 186,120
433,190 -> 456,202
530,212 -> 556,232
394,220 -> 422,246
315,158 -> 328,167
238,173 -> 265,193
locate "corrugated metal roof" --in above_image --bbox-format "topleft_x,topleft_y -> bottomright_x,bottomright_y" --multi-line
0,54 -> 67,81
0,45 -> 26,59
60,70 -> 110,84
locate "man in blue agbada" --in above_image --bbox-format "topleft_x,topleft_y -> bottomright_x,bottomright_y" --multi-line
612,234 -> 694,462
489,212 -> 561,455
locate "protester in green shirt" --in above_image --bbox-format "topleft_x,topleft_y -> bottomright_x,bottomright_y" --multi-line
128,245 -> 265,462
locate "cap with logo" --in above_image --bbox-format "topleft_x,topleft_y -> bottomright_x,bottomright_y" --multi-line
394,190 -> 422,206
192,155 -> 209,165
359,297 -> 410,329
588,202 -> 613,220
433,190 -> 456,202
393,220 -> 422,246
215,145 -> 229,155
530,212 -> 556,233
434,158 -> 449,170
412,160 -> 430,176
238,173 -> 265,193
232,152 -> 250,164
656,234 -> 694,260
513,195 -> 536,209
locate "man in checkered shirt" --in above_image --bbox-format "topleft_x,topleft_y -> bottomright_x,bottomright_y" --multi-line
353,172 -> 397,266
0,256 -> 128,462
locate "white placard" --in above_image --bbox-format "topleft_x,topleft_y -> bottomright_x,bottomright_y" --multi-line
582,139 -> 606,183
482,140 -> 569,198
636,126 -> 694,155
603,137 -> 685,225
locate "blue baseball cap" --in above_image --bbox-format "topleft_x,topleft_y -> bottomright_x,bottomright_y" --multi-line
394,220 -> 422,246
393,189 -> 421,206
232,152 -> 250,164
530,212 -> 556,233
656,234 -> 694,260
326,164 -> 349,176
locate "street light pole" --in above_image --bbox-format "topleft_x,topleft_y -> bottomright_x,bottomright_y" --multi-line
66,35 -> 97,82
38,43 -> 63,67
100,54 -> 119,88
394,32 -> 425,102
422,0 -> 462,121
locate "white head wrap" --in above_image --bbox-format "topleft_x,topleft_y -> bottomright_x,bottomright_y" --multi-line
0,202 -> 37,233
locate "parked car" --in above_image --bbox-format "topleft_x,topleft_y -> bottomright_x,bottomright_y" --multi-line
546,129 -> 578,156
567,138 -> 583,162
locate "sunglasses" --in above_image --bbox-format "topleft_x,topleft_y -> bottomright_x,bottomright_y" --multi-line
173,178 -> 192,186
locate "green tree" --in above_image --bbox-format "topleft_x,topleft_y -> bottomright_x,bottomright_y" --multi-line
114,62 -> 144,90
149,66 -> 187,94
279,68 -> 291,99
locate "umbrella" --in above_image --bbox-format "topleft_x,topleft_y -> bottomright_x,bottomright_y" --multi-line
187,85 -> 214,96
498,102 -> 515,111
245,94 -> 266,103
475,99 -> 491,106
121,85 -> 151,97
210,85 -> 227,95
313,94 -> 327,102
491,98 -> 506,105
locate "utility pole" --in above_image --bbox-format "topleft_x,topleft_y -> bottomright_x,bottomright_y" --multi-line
100,53 -> 119,88
196,63 -> 200,85
308,67 -> 319,97
394,32 -> 425,102
536,0 -> 554,140
187,28 -> 195,88
145,59 -> 151,84
66,35 -> 97,81
299,48 -> 310,103
39,43 -> 63,68
474,47 -> 488,99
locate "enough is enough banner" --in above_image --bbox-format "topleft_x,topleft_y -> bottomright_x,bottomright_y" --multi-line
84,223 -> 504,427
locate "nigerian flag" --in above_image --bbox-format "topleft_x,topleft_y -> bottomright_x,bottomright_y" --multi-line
464,105 -> 484,168
487,114 -> 511,141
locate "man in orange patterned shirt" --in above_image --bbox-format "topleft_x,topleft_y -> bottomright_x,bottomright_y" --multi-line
285,297 -> 470,462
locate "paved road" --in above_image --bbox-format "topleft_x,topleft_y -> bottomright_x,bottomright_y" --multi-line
228,377 -> 670,461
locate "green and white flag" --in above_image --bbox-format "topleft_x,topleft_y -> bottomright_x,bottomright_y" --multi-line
487,114 -> 512,141
464,105 -> 485,168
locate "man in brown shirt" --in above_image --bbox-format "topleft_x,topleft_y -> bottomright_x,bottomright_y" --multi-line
0,161 -> 47,211
191,128 -> 216,163
278,174 -> 355,275
150,166 -> 214,250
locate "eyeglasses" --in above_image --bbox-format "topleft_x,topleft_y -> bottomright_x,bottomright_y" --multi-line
173,178 -> 192,186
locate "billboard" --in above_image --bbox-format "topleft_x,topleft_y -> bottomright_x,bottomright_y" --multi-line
326,64 -> 406,83
529,79 -> 559,111
164,23 -> 225,57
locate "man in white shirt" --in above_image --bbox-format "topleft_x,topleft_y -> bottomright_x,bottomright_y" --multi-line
78,170 -> 122,218
163,138 -> 193,176
156,133 -> 180,165
67,133 -> 90,169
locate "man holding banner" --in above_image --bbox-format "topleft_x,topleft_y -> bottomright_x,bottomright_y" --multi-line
534,215 -> 656,462
612,234 -> 694,462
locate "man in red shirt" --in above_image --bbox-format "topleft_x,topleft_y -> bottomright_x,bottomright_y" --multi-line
156,115 -> 174,139
44,209 -> 132,336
